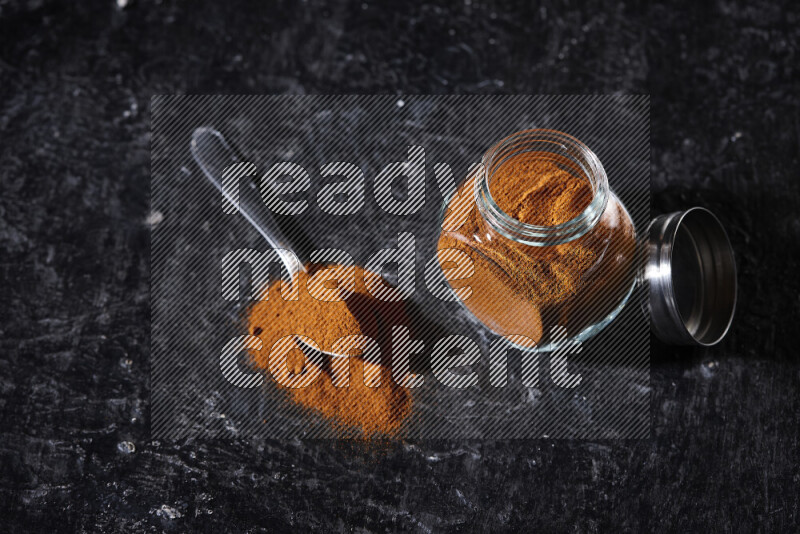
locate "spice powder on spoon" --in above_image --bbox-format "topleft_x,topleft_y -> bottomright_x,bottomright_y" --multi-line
246,264 -> 413,438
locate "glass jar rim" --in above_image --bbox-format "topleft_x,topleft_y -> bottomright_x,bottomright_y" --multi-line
476,129 -> 609,246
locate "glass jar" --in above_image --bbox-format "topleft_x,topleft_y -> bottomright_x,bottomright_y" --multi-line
437,129 -> 638,351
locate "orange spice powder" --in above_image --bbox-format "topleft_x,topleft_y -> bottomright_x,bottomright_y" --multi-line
490,157 -> 594,226
438,152 -> 636,345
246,264 -> 413,438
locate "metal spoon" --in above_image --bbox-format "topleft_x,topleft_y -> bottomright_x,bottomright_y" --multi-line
190,127 -> 345,359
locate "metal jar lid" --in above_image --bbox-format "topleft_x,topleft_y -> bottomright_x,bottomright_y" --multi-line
647,207 -> 737,346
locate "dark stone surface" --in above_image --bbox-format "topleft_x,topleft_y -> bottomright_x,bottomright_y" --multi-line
0,0 -> 798,531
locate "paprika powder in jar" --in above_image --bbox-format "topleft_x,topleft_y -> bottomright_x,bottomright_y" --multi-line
437,129 -> 637,350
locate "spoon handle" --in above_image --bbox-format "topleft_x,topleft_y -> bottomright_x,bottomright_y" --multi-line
190,127 -> 305,276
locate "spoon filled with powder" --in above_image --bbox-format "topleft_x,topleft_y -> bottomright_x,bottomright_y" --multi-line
191,128 -> 413,437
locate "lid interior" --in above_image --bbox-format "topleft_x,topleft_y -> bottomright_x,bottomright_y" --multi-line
670,209 -> 737,345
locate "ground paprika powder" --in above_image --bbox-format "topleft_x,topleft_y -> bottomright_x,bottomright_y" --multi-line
437,130 -> 637,349
246,264 -> 413,438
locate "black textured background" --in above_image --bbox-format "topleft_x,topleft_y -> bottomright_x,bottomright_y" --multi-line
1,0 -> 798,531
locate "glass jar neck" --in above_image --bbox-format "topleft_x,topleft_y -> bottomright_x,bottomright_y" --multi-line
475,129 -> 609,246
